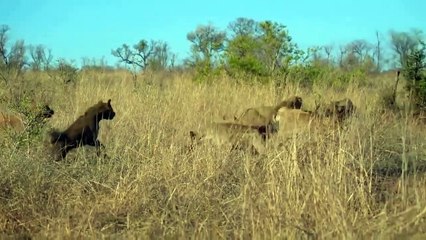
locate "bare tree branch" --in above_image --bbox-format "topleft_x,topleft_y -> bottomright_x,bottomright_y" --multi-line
0,25 -> 10,65
112,40 -> 159,70
389,29 -> 423,67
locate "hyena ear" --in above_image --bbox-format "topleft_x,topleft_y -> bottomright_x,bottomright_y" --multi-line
108,99 -> 111,105
189,131 -> 198,141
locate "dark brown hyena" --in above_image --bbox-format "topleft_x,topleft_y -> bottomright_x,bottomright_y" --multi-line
49,99 -> 116,160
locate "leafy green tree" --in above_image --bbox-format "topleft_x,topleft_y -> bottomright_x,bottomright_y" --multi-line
258,21 -> 294,73
226,33 -> 267,76
224,18 -> 299,79
185,24 -> 226,81
186,24 -> 226,68
225,18 -> 264,76
403,41 -> 426,108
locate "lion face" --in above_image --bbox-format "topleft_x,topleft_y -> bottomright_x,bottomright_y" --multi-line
278,96 -> 303,109
323,98 -> 355,121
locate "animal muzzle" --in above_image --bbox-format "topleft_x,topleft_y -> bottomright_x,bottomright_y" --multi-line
273,114 -> 280,122
43,110 -> 55,118
108,112 -> 116,119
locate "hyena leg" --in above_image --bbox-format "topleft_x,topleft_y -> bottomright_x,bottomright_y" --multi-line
52,143 -> 68,161
94,140 -> 109,158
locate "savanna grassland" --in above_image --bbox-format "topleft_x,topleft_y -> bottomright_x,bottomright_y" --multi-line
1,69 -> 426,239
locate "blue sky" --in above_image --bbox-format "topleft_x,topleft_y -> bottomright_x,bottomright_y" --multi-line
1,0 -> 425,66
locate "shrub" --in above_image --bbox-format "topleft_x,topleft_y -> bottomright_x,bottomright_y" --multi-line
403,42 -> 426,109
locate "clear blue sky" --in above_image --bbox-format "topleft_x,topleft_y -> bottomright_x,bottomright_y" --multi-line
1,0 -> 425,66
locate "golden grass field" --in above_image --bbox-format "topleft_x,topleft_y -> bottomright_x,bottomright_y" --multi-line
1,69 -> 426,239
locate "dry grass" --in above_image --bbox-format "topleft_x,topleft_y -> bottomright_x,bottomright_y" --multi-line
1,70 -> 426,239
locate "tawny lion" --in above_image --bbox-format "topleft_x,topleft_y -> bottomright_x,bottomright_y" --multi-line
323,98 -> 356,122
234,96 -> 303,137
0,104 -> 55,133
189,120 -> 268,155
188,96 -> 304,155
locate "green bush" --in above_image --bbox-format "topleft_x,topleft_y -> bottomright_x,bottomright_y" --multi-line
403,42 -> 426,108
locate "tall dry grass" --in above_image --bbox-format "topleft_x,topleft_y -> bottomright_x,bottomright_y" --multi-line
1,70 -> 426,239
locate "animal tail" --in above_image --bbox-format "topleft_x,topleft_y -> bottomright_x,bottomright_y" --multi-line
49,129 -> 67,144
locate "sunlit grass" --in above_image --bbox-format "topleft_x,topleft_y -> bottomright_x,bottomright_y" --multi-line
1,70 -> 426,239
